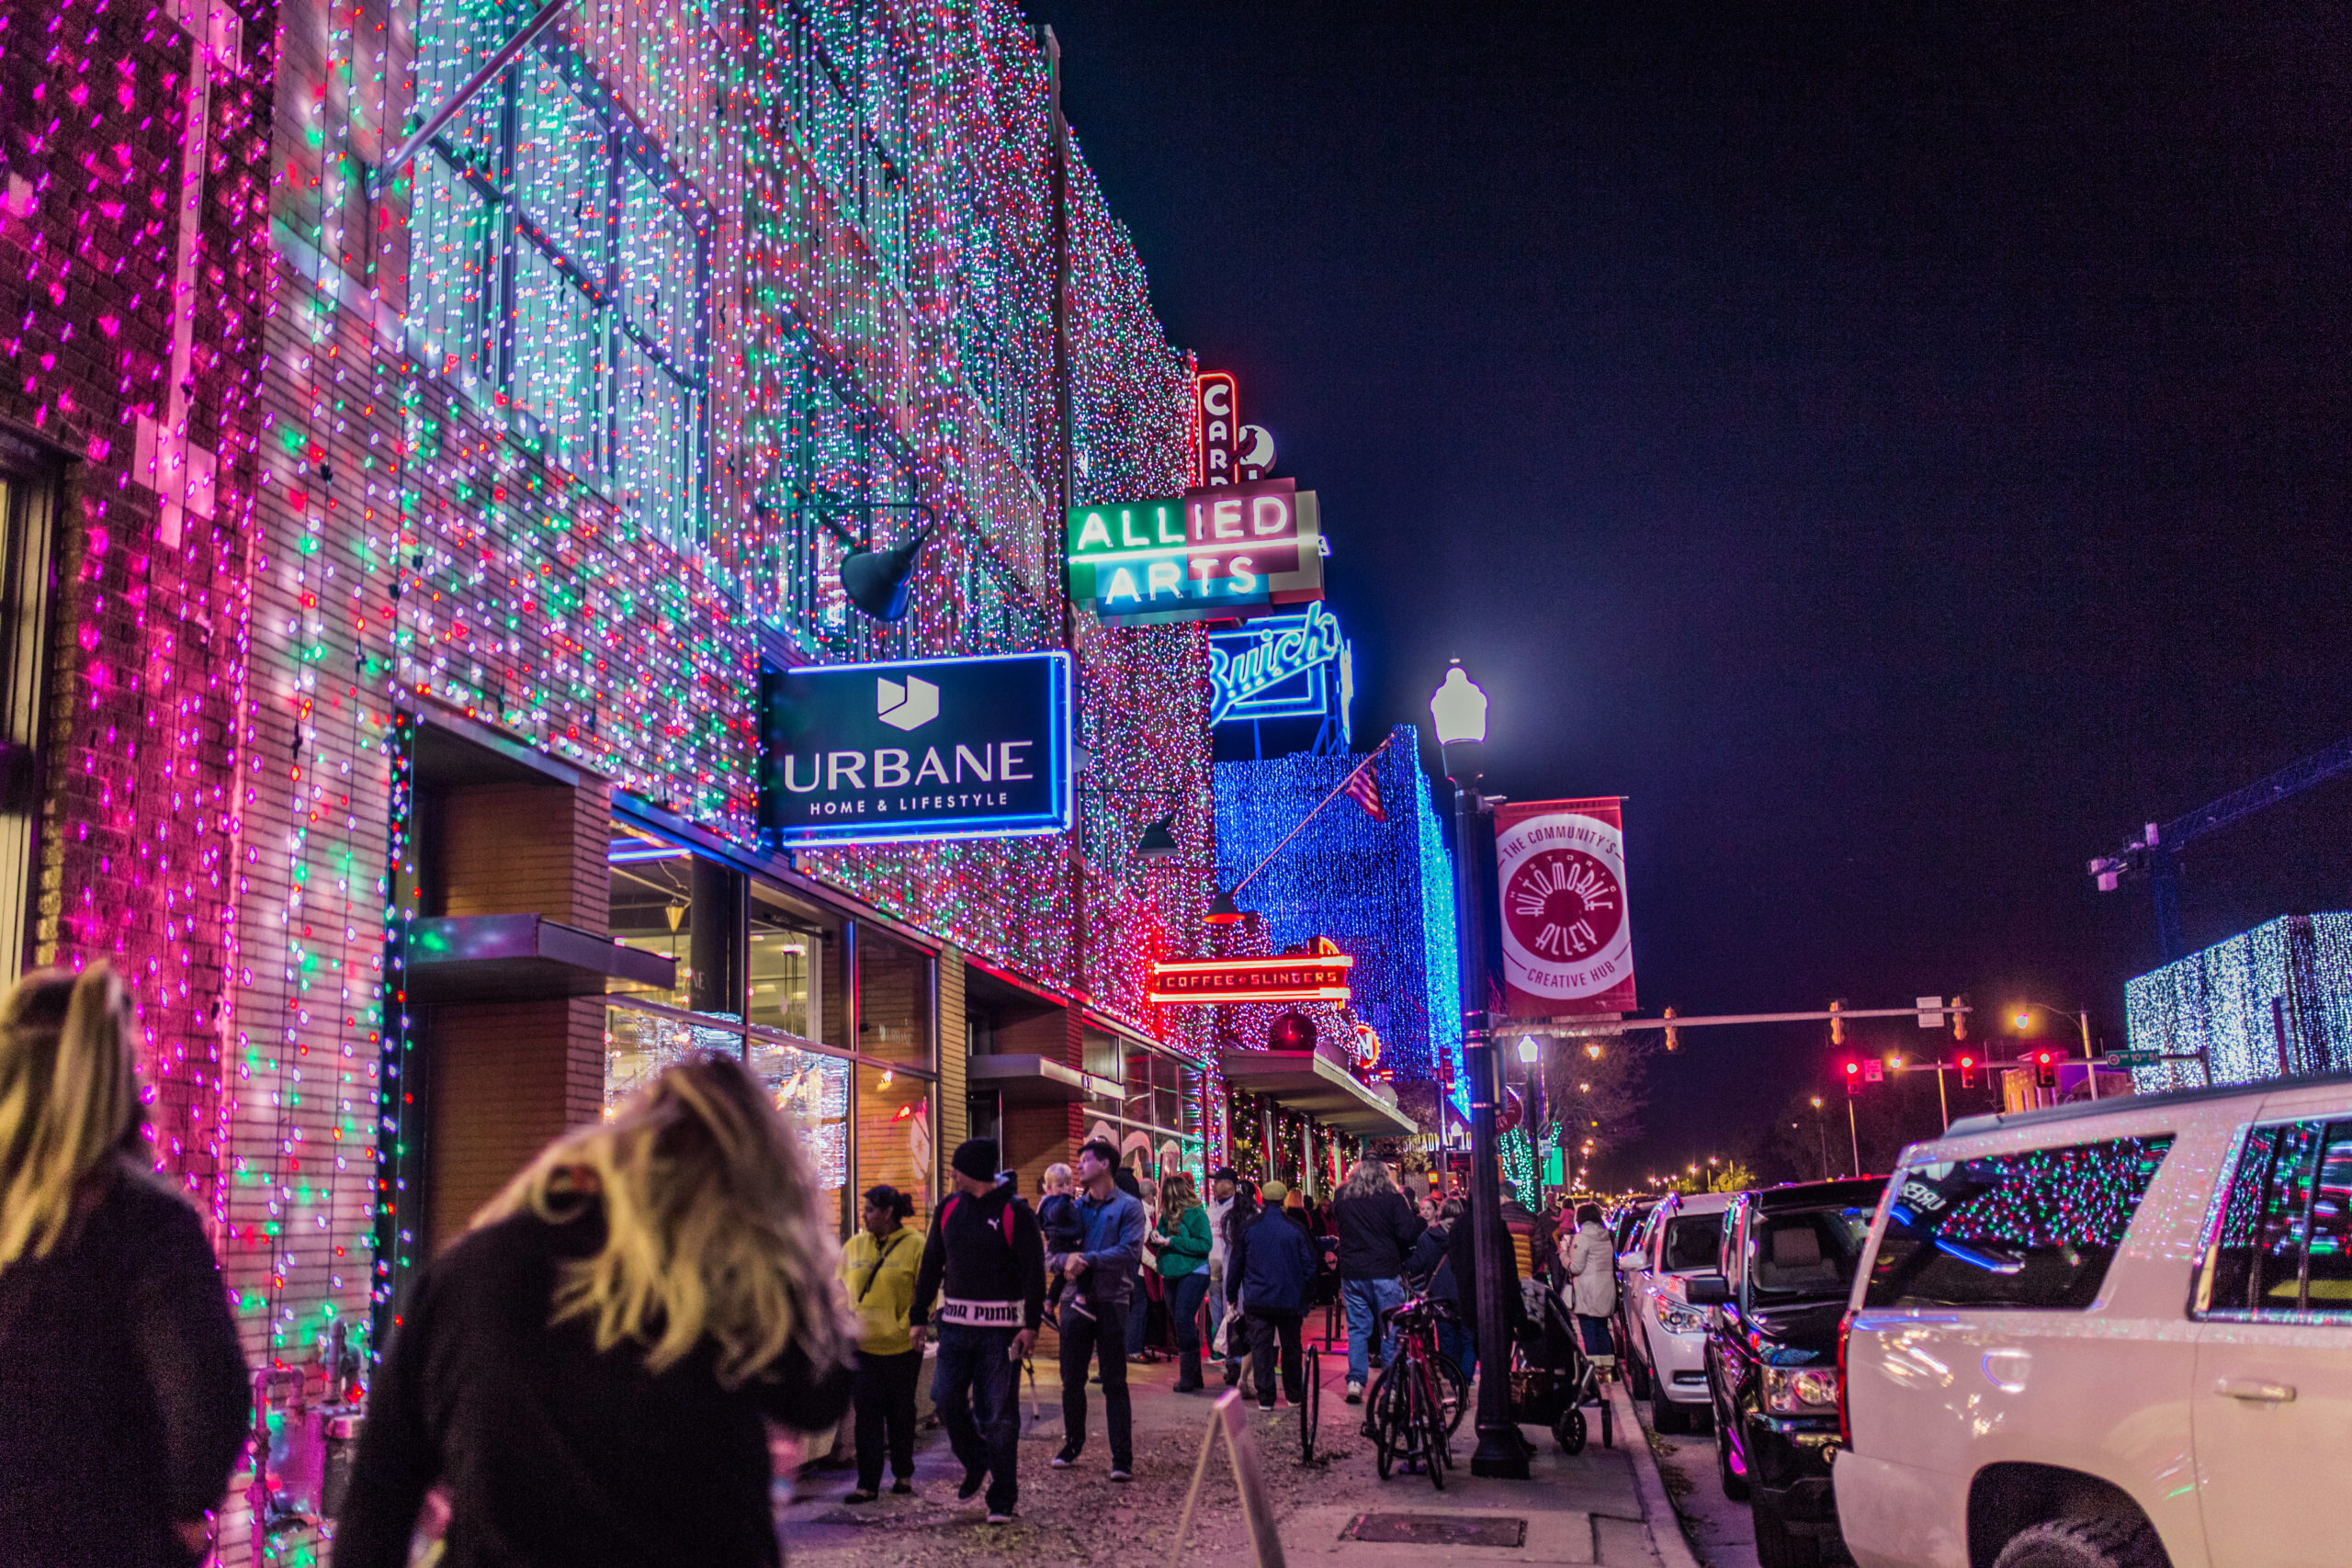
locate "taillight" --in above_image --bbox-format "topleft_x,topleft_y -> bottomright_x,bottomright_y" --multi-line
1836,1305 -> 1856,1446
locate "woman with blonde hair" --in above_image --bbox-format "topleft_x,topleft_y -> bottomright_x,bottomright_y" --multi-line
0,963 -> 250,1568
337,1052 -> 855,1568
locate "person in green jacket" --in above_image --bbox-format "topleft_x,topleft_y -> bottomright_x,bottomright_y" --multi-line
1154,1172 -> 1215,1392
841,1184 -> 922,1501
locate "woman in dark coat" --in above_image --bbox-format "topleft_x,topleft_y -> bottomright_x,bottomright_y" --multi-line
0,963 -> 251,1568
336,1054 -> 856,1568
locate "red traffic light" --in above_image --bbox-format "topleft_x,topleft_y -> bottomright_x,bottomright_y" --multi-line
2033,1050 -> 2058,1089
1843,1058 -> 1862,1096
1958,1052 -> 1976,1089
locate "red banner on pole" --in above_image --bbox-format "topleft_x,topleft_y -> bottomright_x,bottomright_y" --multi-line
1493,796 -> 1635,1019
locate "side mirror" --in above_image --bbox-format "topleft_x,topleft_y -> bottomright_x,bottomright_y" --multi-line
1618,1251 -> 1645,1270
1682,1274 -> 1731,1306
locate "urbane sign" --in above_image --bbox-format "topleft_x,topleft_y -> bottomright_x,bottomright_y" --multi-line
1066,477 -> 1327,626
1493,796 -> 1636,1018
1148,942 -> 1354,1005
758,652 -> 1070,846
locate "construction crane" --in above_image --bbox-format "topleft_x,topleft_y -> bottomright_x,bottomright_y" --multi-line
2089,735 -> 2352,961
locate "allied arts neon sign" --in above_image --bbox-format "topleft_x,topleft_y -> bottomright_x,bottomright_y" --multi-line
1066,478 -> 1326,627
1206,601 -> 1347,727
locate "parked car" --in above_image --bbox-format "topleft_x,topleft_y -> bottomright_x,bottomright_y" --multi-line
1836,1074 -> 2352,1568
1620,1188 -> 1736,1429
1691,1175 -> 1887,1567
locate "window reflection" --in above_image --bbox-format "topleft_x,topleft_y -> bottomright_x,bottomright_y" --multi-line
855,1065 -> 933,1221
749,886 -> 825,1039
608,828 -> 694,1010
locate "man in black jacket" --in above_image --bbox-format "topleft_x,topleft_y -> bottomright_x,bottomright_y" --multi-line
1226,1186 -> 1316,1410
1330,1156 -> 1424,1404
910,1139 -> 1043,1524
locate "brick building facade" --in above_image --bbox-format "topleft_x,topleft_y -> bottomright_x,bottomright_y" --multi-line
2,0 -> 1216,1560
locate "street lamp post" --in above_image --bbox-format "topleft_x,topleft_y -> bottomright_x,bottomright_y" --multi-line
1809,1096 -> 1827,1181
1430,660 -> 1528,1480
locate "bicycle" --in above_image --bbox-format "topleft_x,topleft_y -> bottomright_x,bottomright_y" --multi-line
1362,1294 -> 1462,1489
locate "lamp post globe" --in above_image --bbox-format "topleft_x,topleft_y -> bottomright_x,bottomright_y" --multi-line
1430,659 -> 1527,1478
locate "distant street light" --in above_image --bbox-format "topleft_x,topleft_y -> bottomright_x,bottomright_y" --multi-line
2011,1000 -> 2098,1103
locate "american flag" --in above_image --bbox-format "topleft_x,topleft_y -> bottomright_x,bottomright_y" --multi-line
1341,757 -> 1386,821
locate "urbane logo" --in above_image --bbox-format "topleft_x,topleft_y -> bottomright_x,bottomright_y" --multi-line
877,674 -> 939,731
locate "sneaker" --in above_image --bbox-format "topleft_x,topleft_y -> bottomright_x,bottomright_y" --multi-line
1109,1468 -> 1133,1483
1050,1446 -> 1080,1469
957,1469 -> 987,1502
986,1511 -> 1014,1525
844,1488 -> 878,1504
891,1479 -> 913,1495
1344,1382 -> 1364,1404
1257,1397 -> 1276,1411
1063,1297 -> 1094,1322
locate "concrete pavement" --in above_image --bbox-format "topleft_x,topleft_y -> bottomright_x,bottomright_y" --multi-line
780,1317 -> 1679,1568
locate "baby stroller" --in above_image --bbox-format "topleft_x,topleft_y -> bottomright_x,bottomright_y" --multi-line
1510,1280 -> 1612,1454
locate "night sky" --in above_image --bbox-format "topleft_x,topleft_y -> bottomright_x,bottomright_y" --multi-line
1030,2 -> 2352,1182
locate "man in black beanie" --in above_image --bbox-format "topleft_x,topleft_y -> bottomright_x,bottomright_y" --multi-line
910,1138 -> 1042,1524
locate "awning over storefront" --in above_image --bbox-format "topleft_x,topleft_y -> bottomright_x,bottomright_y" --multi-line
967,1054 -> 1122,1104
404,914 -> 676,1003
1220,1045 -> 1416,1136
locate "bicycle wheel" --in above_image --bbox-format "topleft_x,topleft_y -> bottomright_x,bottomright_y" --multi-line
1432,1352 -> 1470,1436
1367,1362 -> 1402,1479
1414,1364 -> 1448,1491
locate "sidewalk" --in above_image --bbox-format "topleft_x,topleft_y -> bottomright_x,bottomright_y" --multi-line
780,1320 -> 1679,1568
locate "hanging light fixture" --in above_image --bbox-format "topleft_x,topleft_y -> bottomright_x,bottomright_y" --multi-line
1136,814 -> 1182,859
841,527 -> 931,621
1205,886 -> 1247,925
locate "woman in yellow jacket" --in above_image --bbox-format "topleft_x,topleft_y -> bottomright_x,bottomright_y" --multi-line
841,1184 -> 922,1502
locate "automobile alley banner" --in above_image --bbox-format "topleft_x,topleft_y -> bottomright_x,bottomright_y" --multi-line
1493,796 -> 1636,1018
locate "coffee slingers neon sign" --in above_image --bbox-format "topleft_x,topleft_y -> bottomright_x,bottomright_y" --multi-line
1148,938 -> 1355,1005
1206,601 -> 1345,726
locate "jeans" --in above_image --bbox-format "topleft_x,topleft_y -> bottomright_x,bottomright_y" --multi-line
932,1324 -> 1021,1515
1205,1261 -> 1227,1348
1245,1310 -> 1305,1404
1340,1275 -> 1407,1384
1575,1313 -> 1614,1359
853,1347 -> 921,1491
1436,1319 -> 1476,1385
1126,1264 -> 1151,1354
1057,1295 -> 1133,1469
1166,1269 -> 1212,1356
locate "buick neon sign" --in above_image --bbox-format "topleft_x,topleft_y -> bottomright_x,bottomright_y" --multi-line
1206,601 -> 1348,728
1148,942 -> 1354,1006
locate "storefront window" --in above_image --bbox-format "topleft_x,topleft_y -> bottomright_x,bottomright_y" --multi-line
752,1037 -> 852,1199
854,1064 -> 933,1218
608,830 -> 694,1010
748,885 -> 828,1039
603,1003 -> 740,1117
855,929 -> 932,1067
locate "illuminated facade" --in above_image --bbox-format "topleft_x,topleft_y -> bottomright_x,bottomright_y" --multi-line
1213,728 -> 1464,1134
2,0 -> 1213,1557
2125,913 -> 2352,1091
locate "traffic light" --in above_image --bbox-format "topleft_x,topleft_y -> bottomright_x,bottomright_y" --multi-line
1664,1005 -> 1679,1052
1952,995 -> 1967,1043
1959,1052 -> 1976,1089
1844,1058 -> 1862,1097
2034,1050 -> 2058,1089
1829,999 -> 1845,1047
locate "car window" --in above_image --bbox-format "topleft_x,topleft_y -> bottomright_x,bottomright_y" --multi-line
1660,1213 -> 1722,1273
1747,1206 -> 1871,1303
2200,1119 -> 2352,1320
1865,1134 -> 2175,1311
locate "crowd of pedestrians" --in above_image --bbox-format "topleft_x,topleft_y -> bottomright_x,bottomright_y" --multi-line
2,956 -> 1595,1563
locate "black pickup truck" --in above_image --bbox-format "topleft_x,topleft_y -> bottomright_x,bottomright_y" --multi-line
1687,1175 -> 1886,1568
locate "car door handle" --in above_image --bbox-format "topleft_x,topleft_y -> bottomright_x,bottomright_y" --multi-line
2213,1378 -> 2297,1404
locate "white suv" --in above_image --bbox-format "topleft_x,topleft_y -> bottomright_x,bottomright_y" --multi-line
1835,1073 -> 2352,1568
1621,1189 -> 1734,1433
